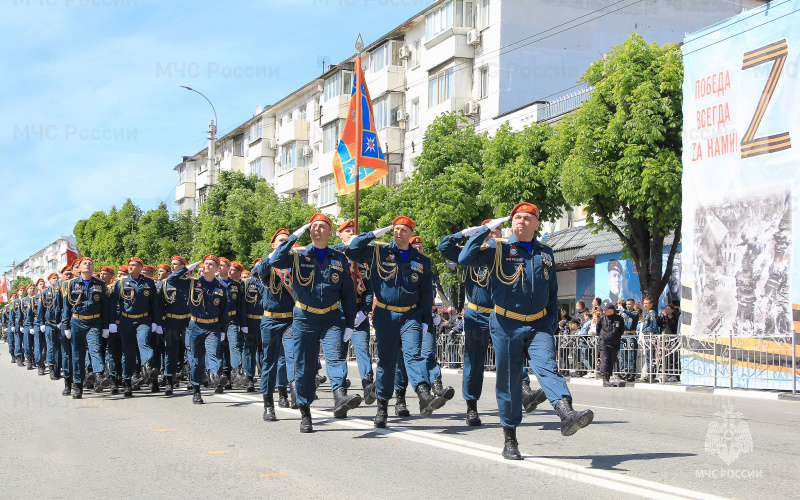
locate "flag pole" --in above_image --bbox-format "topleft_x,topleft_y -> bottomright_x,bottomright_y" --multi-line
354,34 -> 364,233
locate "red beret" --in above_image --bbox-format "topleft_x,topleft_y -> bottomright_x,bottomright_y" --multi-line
157,263 -> 170,270
393,216 -> 415,231
270,228 -> 290,244
27,283 -> 36,289
338,220 -> 354,233
47,273 -> 59,280
171,255 -> 187,265
70,259 -> 81,269
100,266 -> 114,273
60,265 -> 71,273
92,273 -> 99,277
74,257 -> 93,266
117,265 -> 129,273
510,203 -> 540,219
310,213 -> 332,227
230,261 -> 244,272
203,254 -> 220,266
144,265 -> 156,273
242,270 -> 250,276
35,278 -> 45,285
409,236 -> 422,244
218,257 -> 230,265
128,257 -> 144,267
254,258 -> 263,264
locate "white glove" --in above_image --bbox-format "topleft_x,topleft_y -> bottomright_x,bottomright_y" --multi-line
57,323 -> 62,329
343,327 -> 353,342
156,326 -> 163,335
241,326 -> 248,334
40,325 -> 46,332
187,260 -> 202,272
293,223 -> 312,237
102,329 -> 109,338
151,323 -> 158,332
421,323 -> 429,335
64,330 -> 72,339
486,216 -> 510,231
354,311 -> 367,328
29,328 -> 34,334
220,331 -> 226,342
433,315 -> 442,326
461,226 -> 481,237
373,225 -> 393,238
109,323 -> 118,333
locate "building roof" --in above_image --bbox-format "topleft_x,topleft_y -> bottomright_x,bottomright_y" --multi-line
545,221 -> 675,265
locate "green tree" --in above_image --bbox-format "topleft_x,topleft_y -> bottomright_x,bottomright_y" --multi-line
133,203 -> 176,265
548,33 -> 682,301
10,276 -> 33,295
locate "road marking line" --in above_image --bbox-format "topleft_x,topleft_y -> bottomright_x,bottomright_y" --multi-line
261,473 -> 284,477
574,404 -> 625,411
712,388 -> 779,400
212,393 -> 726,500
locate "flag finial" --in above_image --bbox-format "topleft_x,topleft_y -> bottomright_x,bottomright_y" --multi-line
355,33 -> 364,51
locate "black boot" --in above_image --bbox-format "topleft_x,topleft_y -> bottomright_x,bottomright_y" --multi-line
123,379 -> 133,398
555,397 -> 594,436
465,399 -> 482,426
192,384 -> 204,404
288,381 -> 298,409
38,361 -> 45,376
432,377 -> 455,401
62,378 -> 72,396
603,375 -> 617,387
245,376 -> 256,393
72,383 -> 83,400
277,386 -> 290,408
110,376 -> 120,395
85,371 -> 96,389
16,354 -> 24,367
131,370 -> 144,390
96,372 -> 112,393
522,380 -> 547,413
214,371 -> 228,394
416,383 -> 445,417
314,374 -> 326,388
362,374 -> 376,405
145,362 -> 160,384
502,427 -> 522,460
165,376 -> 174,396
263,394 -> 277,422
374,398 -> 389,428
299,406 -> 313,433
332,387 -> 362,418
394,389 -> 411,417
224,369 -> 233,390
151,379 -> 160,393
27,357 -> 34,370
49,365 -> 57,380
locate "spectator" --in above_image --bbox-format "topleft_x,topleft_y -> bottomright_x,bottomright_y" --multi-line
619,298 -> 640,381
597,303 -> 625,387
592,297 -> 602,309
658,305 -> 681,382
574,300 -> 589,319
559,307 -> 571,322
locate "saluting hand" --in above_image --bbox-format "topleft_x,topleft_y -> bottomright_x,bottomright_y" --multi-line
292,223 -> 312,237
373,225 -> 393,238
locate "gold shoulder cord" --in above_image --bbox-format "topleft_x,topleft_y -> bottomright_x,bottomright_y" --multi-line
189,278 -> 203,307
67,283 -> 83,308
373,244 -> 397,282
292,250 -> 315,288
268,270 -> 284,298
120,279 -> 135,301
163,282 -> 177,305
470,266 -> 491,288
493,242 -> 524,287
244,278 -> 259,304
42,289 -> 55,310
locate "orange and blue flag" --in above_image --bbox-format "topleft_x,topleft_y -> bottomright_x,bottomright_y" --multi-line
332,56 -> 388,195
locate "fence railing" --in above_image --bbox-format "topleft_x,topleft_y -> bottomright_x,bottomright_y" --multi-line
537,86 -> 594,122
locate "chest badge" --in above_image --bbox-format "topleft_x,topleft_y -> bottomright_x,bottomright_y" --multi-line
543,268 -> 549,280
213,298 -> 220,306
143,289 -> 150,296
332,273 -> 340,283
509,246 -> 518,257
411,273 -> 419,282
387,254 -> 395,262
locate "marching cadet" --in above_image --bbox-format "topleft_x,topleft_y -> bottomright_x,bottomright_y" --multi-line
224,261 -> 250,390
95,266 -> 122,393
143,265 -> 156,279
59,266 -> 74,394
33,278 -> 48,375
2,303 -> 11,360
61,257 -> 110,399
458,203 -> 593,460
166,255 -> 229,404
156,257 -> 191,396
439,221 -> 547,426
13,287 -> 26,366
346,216 -> 448,429
213,258 -> 237,391
98,266 -> 115,285
156,264 -> 171,281
22,283 -> 38,370
116,266 -> 129,280
271,214 -> 361,432
37,273 -> 63,380
233,261 -> 259,393
252,230 -> 298,421
108,257 -> 161,397
332,220 -> 376,405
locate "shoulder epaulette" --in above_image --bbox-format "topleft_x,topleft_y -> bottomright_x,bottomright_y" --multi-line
374,241 -> 389,246
291,246 -> 307,253
540,241 -> 552,249
494,238 -> 508,243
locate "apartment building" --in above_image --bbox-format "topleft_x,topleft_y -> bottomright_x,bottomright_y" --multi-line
2,236 -> 78,287
175,0 -> 763,220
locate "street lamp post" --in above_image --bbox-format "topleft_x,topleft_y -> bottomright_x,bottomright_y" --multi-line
181,86 -> 218,186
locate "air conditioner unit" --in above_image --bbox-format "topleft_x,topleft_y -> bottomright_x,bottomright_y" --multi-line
464,100 -> 480,115
396,109 -> 408,122
399,46 -> 412,59
466,29 -> 481,46
395,172 -> 406,184
302,145 -> 313,157
267,138 -> 278,149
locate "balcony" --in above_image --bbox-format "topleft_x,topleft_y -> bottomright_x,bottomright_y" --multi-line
424,29 -> 474,72
278,120 -> 309,145
276,167 -> 308,194
175,182 -> 196,202
320,94 -> 351,125
365,65 -> 405,98
219,155 -> 245,173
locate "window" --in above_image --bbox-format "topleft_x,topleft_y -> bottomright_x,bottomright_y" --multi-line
479,66 -> 489,99
319,175 -> 335,206
250,158 -> 262,177
413,39 -> 421,69
480,0 -> 489,29
410,99 -> 419,129
324,71 -> 353,101
234,140 -> 243,156
179,165 -> 186,184
323,120 -> 340,153
374,96 -> 388,131
428,67 -> 454,108
280,142 -> 309,173
372,44 -> 388,73
281,145 -> 293,173
299,106 -> 306,122
455,0 -> 474,27
426,1 -> 453,40
287,111 -> 292,123
249,120 -> 261,143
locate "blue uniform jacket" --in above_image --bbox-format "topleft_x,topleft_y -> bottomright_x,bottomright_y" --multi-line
242,276 -> 265,317
621,309 -> 639,333
37,285 -> 62,327
11,299 -> 21,329
640,309 -> 659,335
458,226 -> 558,334
166,267 -> 229,331
219,278 -> 246,328
438,232 -> 493,309
109,275 -> 160,325
156,277 -> 191,330
22,295 -> 39,329
251,259 -> 296,314
270,234 -> 357,328
331,242 -> 374,315
345,231 -> 434,327
61,277 -> 109,330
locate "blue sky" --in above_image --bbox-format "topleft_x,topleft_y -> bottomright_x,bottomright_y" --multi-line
0,0 -> 426,268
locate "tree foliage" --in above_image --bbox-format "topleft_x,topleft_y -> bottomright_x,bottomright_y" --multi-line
10,276 -> 33,296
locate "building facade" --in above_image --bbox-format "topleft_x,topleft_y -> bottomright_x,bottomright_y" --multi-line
174,0 -> 764,219
2,236 -> 78,289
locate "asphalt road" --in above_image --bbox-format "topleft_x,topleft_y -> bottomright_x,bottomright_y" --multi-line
1,353 -> 797,500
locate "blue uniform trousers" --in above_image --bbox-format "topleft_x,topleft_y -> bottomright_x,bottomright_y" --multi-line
259,318 -> 292,395
373,307 -> 429,400
292,313 -> 347,407
23,328 -> 34,359
490,314 -> 571,428
205,331 -> 223,374
46,325 -> 61,369
351,326 -> 373,380
86,329 -> 106,374
186,324 -> 221,386
32,329 -> 44,364
226,323 -> 244,371
243,318 -> 261,378
119,321 -> 154,379
71,321 -> 100,384
61,330 -> 73,379
7,326 -> 15,355
106,332 -> 122,378
277,338 -> 291,388
163,327 -> 186,377
463,309 -> 491,401
15,328 -> 24,357
424,327 -> 441,381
